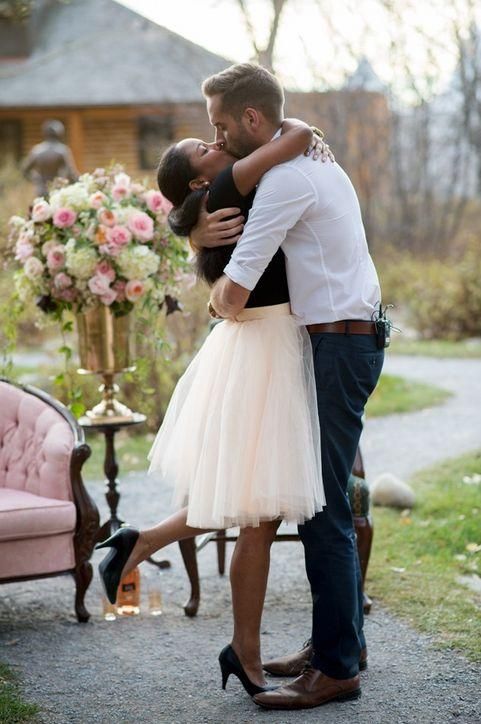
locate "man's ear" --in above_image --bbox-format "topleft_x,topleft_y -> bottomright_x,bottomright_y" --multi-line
243,107 -> 261,131
189,177 -> 209,191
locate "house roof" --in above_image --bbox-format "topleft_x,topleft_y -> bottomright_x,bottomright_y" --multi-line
0,0 -> 232,108
343,57 -> 387,94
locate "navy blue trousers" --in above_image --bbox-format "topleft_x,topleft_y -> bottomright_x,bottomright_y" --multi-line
298,332 -> 384,679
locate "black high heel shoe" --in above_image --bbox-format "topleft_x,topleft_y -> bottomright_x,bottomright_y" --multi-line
219,645 -> 276,698
95,526 -> 139,604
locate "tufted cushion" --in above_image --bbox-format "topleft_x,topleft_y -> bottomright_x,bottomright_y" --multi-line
0,381 -> 73,500
0,488 -> 76,542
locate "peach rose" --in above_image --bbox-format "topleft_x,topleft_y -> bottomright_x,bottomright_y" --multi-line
125,279 -> 145,302
53,207 -> 77,228
97,208 -> 117,227
89,191 -> 108,210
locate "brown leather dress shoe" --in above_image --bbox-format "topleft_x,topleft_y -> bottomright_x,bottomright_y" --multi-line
263,640 -> 367,677
253,667 -> 361,710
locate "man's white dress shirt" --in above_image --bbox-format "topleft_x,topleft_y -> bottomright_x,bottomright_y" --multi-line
224,146 -> 381,326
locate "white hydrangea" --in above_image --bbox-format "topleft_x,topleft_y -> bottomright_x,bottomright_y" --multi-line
65,246 -> 98,279
116,246 -> 160,280
15,272 -> 36,303
50,182 -> 90,212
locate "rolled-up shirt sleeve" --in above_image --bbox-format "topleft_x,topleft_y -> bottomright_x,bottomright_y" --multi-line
224,164 -> 316,290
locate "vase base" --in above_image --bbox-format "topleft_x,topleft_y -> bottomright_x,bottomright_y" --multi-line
79,410 -> 147,426
80,397 -> 145,425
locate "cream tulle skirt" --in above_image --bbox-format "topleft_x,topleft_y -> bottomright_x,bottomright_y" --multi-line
147,303 -> 325,528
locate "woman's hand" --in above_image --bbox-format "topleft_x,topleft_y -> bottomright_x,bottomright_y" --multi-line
190,196 -> 244,249
304,128 -> 335,163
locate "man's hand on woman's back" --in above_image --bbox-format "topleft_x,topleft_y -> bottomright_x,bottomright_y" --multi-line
190,196 -> 244,249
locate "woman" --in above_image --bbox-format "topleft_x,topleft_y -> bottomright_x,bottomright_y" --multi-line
96,119 -> 327,697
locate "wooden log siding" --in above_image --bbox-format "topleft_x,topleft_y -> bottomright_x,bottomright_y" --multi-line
0,103 -> 215,178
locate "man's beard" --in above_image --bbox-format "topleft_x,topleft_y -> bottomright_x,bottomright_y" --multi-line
226,123 -> 258,159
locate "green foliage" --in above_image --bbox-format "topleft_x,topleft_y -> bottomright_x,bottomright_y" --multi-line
368,450 -> 481,662
366,373 -> 450,417
0,662 -> 38,723
378,238 -> 481,340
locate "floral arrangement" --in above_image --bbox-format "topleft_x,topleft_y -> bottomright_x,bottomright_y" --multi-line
8,165 -> 188,318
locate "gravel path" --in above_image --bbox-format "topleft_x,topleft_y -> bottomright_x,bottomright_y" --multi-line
1,353 -> 480,724
363,354 -> 481,481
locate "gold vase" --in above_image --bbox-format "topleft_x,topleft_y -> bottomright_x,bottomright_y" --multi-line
76,306 -> 140,424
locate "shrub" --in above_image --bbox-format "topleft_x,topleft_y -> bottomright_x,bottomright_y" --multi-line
377,238 -> 481,340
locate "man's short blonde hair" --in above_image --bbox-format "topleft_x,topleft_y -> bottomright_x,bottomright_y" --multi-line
202,63 -> 284,125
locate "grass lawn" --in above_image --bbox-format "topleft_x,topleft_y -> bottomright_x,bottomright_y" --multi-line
0,663 -> 38,723
367,450 -> 481,662
82,429 -> 155,480
388,336 -> 481,358
366,373 -> 450,417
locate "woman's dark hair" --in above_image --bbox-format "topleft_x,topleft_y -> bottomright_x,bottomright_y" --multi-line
156,143 -> 207,237
157,143 -> 234,286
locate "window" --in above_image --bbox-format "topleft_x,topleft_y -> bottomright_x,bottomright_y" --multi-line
0,119 -> 22,166
137,115 -> 174,170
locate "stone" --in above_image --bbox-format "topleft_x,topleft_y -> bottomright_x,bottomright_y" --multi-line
370,473 -> 416,509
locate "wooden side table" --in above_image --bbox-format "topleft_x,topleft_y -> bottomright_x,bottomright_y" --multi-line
80,414 -> 171,570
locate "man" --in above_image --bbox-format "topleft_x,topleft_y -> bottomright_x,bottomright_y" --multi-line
22,119 -> 78,198
193,62 -> 384,710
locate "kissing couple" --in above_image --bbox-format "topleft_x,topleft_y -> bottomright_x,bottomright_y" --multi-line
96,62 -> 384,711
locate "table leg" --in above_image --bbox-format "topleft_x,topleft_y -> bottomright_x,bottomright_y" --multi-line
179,538 -> 200,617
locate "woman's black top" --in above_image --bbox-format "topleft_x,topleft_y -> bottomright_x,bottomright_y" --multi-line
199,165 -> 289,309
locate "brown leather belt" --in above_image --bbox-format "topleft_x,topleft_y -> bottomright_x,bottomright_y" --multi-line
306,320 -> 377,335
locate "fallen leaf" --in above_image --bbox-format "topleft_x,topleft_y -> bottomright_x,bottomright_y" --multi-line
466,543 -> 481,553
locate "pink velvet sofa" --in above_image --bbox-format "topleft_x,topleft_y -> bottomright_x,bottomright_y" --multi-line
0,378 -> 99,622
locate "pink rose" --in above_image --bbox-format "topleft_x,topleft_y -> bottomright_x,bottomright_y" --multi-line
127,211 -> 154,242
95,260 -> 116,282
42,240 -> 58,256
57,287 -> 77,302
160,195 -> 173,215
89,191 -> 107,210
53,207 -> 77,228
99,243 -> 122,258
97,208 -> 117,227
106,225 -> 132,248
46,246 -> 65,271
53,272 -> 73,290
112,279 -> 126,302
31,199 -> 52,223
88,274 -> 111,296
100,287 -> 117,306
125,279 -> 145,302
144,190 -> 164,214
15,240 -> 34,261
112,184 -> 131,202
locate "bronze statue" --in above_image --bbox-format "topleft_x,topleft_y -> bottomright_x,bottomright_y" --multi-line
21,120 -> 79,197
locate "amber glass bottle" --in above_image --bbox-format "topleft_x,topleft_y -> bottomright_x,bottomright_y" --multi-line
116,566 -> 140,615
